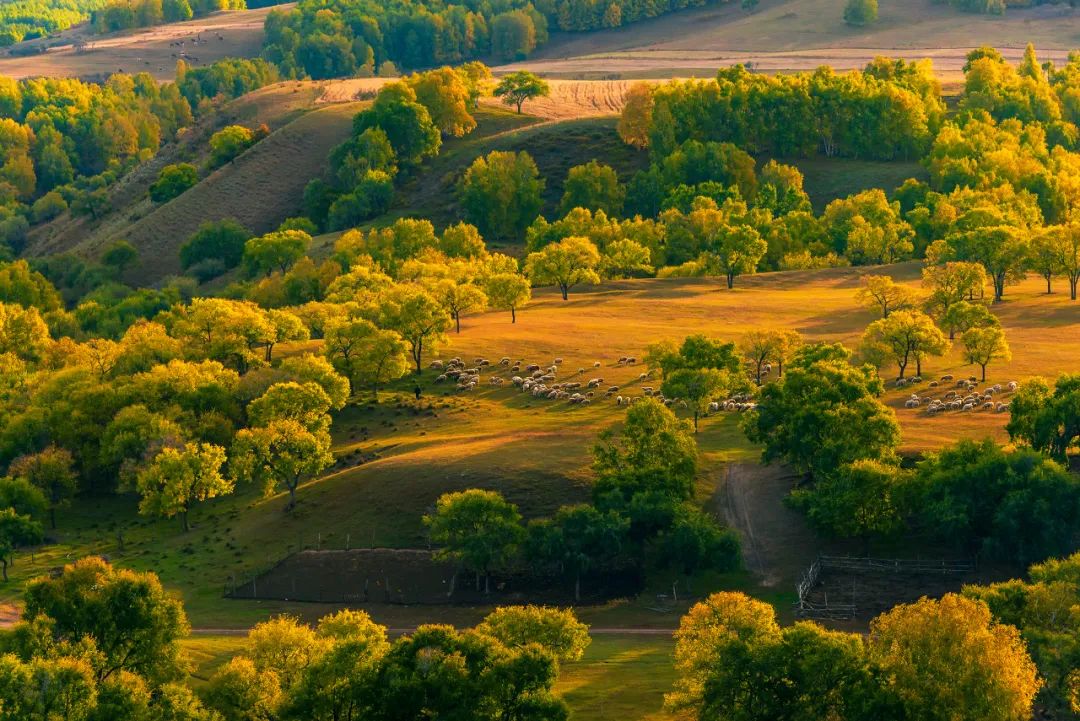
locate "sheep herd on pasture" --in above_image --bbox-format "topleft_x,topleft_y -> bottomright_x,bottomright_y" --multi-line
896,374 -> 1019,415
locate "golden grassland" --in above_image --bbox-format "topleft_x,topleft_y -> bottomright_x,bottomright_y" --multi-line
0,262 -> 1072,627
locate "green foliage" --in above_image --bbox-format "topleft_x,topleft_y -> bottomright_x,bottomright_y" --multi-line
743,350 -> 900,477
209,125 -> 256,167
135,442 -> 232,531
494,71 -> 550,113
559,161 -> 624,217
93,0 -> 244,33
326,170 -> 394,230
425,489 -> 525,592
843,0 -> 877,25
179,219 -> 252,274
790,459 -> 907,542
460,150 -> 544,240
1007,373 -> 1080,460
475,606 -> 591,662
909,438 -> 1080,565
523,236 -> 600,300
149,163 -> 198,203
353,83 -> 440,165
526,504 -> 629,601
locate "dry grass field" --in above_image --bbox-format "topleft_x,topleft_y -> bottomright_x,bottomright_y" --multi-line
0,6 -> 279,81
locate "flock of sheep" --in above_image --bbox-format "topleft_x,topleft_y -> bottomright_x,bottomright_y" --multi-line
897,375 -> 1019,415
429,355 -> 690,408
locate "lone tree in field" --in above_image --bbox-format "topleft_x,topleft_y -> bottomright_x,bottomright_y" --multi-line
843,0 -> 877,26
493,71 -> 550,114
961,325 -> 1011,382
855,275 -> 917,318
483,272 -> 531,322
860,309 -> 949,379
425,489 -> 525,594
524,236 -> 601,300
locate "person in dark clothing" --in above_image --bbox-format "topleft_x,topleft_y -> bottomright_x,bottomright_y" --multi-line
414,384 -> 422,400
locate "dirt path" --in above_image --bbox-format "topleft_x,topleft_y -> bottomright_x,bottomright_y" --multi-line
714,462 -> 818,590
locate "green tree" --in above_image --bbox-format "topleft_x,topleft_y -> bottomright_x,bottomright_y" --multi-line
961,325 -> 1010,381
662,367 -> 738,432
558,161 -> 624,216
0,508 -> 42,582
524,236 -> 601,300
743,353 -> 900,478
483,272 -> 531,323
475,606 -> 591,662
9,445 -> 77,529
408,66 -> 477,138
209,125 -> 255,166
940,300 -> 997,340
459,150 -> 544,240
425,489 -> 525,593
135,443 -> 231,531
368,284 -> 451,374
1006,374 -> 1080,461
179,219 -> 251,273
430,277 -> 487,334
230,420 -> 334,511
527,504 -> 628,602
493,71 -> 550,113
843,0 -> 878,25
599,238 -> 654,279
790,459 -> 907,546
860,309 -> 950,379
243,230 -> 311,276
101,240 -> 139,277
322,317 -> 409,397
490,14 -> 538,60
593,398 -> 698,503
22,556 -> 189,683
149,163 -> 198,202
855,274 -> 917,318
353,82 -> 441,165
203,657 -> 282,721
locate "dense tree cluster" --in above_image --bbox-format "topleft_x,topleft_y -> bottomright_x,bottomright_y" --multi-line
0,0 -> 107,45
92,0 -> 243,33
261,0 -> 741,77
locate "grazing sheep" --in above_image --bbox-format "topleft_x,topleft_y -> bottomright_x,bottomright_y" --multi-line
963,403 -> 975,411
578,368 -> 586,375
905,399 -> 920,408
996,402 -> 1010,413
626,357 -> 637,365
911,376 -> 923,384
593,361 -> 602,368
554,358 -> 563,364
1007,381 -> 1018,392
616,395 -> 625,405
929,380 -> 939,388
982,401 -> 995,410
525,364 -> 540,372
512,376 -> 524,386
639,372 -> 649,381
708,401 -> 720,413
430,360 -> 445,370
607,386 -> 620,394
941,374 -> 954,382
896,378 -> 909,388
617,356 -> 628,364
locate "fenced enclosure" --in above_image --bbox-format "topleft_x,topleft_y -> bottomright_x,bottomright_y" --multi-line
795,555 -> 977,621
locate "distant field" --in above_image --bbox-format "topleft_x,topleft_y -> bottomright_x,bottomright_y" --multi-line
0,6 -> 277,80
510,0 -> 1080,80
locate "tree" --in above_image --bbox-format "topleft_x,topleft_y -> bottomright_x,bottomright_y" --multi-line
327,170 -> 394,230
922,261 -> 987,314
528,504 -> 628,602
617,82 -> 653,149
662,368 -> 737,432
408,67 -> 477,138
425,489 -> 525,593
843,0 -> 878,25
353,82 -> 441,165
860,309 -> 949,379
948,226 -> 1029,302
230,420 -> 333,511
743,353 -> 900,478
490,11 -> 538,61
203,657 -> 282,721
323,317 -> 408,397
911,439 -> 1080,564
369,284 -> 451,374
493,71 -> 550,113
9,446 -> 77,529
1007,374 -> 1080,461
247,381 -> 332,434
179,219 -> 251,272
868,594 -> 1040,721
961,325 -> 1010,381
483,272 -> 531,323
593,398 -> 698,503
149,163 -> 198,202
739,329 -> 782,385
209,125 -> 255,166
136,443 -> 231,532
459,150 -> 544,240
524,236 -> 601,300
790,459 -> 906,547
101,240 -> 139,277
1029,227 -> 1066,294
658,508 -> 741,578
0,302 -> 51,361
1056,223 -> 1080,300
243,230 -> 311,276
0,508 -> 42,582
940,300 -> 997,340
430,278 -> 487,333
439,222 -> 486,259
559,161 -> 624,216
23,557 -> 189,683
855,274 -> 917,318
475,606 -> 591,662
600,238 -> 654,279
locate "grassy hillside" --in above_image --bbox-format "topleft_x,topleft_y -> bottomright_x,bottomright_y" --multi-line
0,263 -> 1073,628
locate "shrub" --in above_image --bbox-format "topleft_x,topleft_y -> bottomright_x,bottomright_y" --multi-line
178,218 -> 252,271
149,163 -> 198,202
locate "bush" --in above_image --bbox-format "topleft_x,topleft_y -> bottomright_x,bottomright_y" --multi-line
31,191 -> 67,222
149,163 -> 198,202
277,216 -> 318,234
186,258 -> 228,283
209,125 -> 255,167
327,171 -> 394,230
178,219 -> 252,271
843,0 -> 878,25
